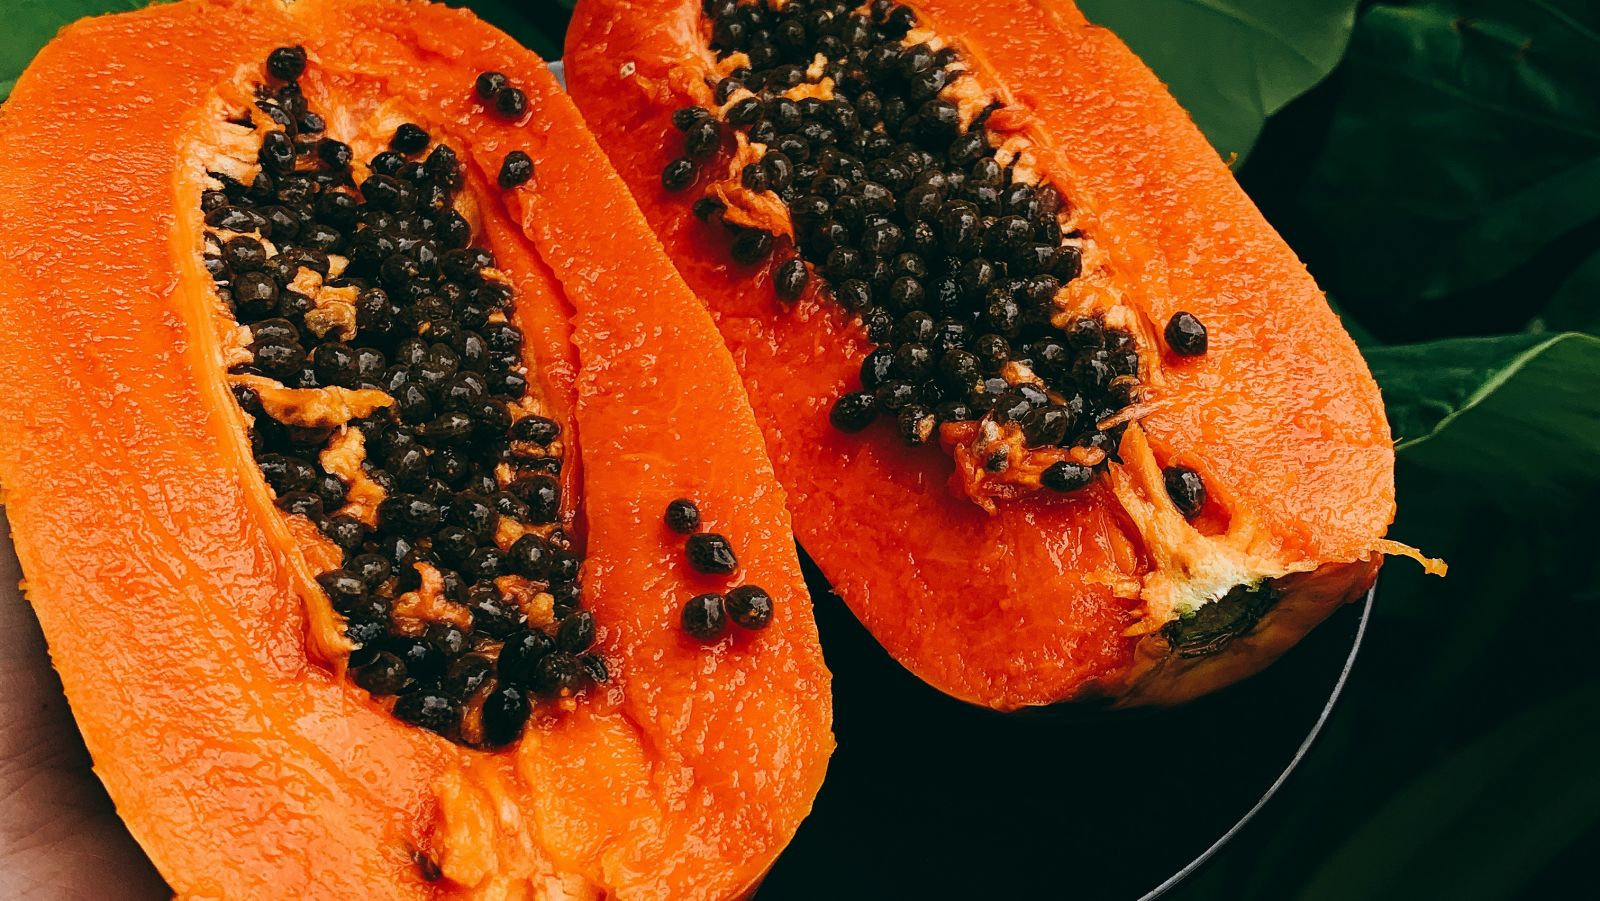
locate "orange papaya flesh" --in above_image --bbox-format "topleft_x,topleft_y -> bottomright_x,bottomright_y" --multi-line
565,0 -> 1442,710
0,0 -> 831,897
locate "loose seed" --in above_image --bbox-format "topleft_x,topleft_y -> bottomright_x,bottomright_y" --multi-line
352,652 -> 408,695
266,45 -> 307,82
662,158 -> 698,192
498,630 -> 556,688
1165,311 -> 1208,356
533,652 -> 582,698
499,150 -> 535,189
475,70 -> 510,101
830,391 -> 878,432
686,532 -> 738,575
511,415 -> 560,445
682,593 -> 729,641
1041,461 -> 1096,493
664,498 -> 701,534
774,258 -> 809,301
393,691 -> 460,735
725,585 -> 773,630
579,654 -> 610,684
481,685 -> 531,745
673,106 -> 711,130
896,404 -> 937,446
557,610 -> 596,654
310,139 -> 352,170
390,123 -> 431,155
729,229 -> 772,263
1163,465 -> 1207,518
258,131 -> 296,175
494,86 -> 528,119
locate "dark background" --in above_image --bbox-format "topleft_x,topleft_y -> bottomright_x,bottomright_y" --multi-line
3,1 -> 1598,898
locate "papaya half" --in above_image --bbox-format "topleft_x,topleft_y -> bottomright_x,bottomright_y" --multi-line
565,0 -> 1443,710
0,0 -> 831,896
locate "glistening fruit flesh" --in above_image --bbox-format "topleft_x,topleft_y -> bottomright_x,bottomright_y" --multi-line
0,0 -> 831,896
566,0 -> 1443,709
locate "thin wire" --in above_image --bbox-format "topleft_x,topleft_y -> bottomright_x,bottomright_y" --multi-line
1142,585 -> 1377,900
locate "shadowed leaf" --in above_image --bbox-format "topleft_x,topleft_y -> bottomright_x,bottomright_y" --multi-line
1369,331 -> 1600,505
1295,679 -> 1600,901
1078,0 -> 1360,160
1297,0 -> 1600,335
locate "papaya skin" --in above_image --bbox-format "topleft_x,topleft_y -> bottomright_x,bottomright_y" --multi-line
566,0 -> 1404,709
0,0 -> 831,897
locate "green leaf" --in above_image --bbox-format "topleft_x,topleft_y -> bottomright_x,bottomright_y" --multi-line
454,0 -> 572,61
1294,678 -> 1600,901
1077,0 -> 1360,161
1368,331 -> 1600,503
1537,246 -> 1600,335
0,0 -> 148,103
1296,0 -> 1600,333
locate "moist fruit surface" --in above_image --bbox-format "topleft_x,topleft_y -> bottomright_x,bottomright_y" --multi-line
566,0 -> 1442,709
0,0 -> 831,896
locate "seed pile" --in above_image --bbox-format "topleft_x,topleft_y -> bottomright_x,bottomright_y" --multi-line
208,46 -> 604,747
660,0 -> 1203,498
664,499 -> 774,641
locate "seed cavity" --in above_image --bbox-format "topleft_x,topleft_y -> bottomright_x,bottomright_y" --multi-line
670,0 -> 1150,506
206,48 -> 611,748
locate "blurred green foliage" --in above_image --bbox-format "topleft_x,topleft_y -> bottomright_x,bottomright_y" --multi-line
2,0 -> 1595,896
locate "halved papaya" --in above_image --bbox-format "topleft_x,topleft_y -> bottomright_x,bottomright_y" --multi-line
565,0 -> 1442,709
0,0 -> 830,896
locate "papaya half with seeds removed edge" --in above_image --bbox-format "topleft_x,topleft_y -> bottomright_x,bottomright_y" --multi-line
566,0 -> 1443,710
0,0 -> 831,896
